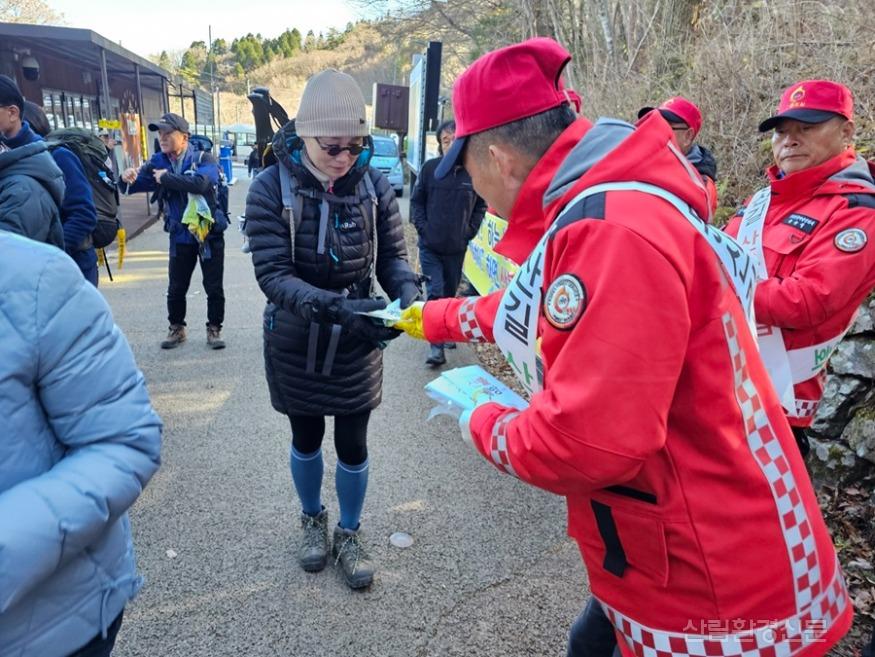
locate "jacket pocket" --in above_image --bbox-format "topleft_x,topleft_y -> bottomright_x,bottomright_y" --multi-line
570,496 -> 669,588
762,224 -> 814,277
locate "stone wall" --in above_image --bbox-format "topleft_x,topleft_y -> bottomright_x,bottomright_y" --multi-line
807,297 -> 875,485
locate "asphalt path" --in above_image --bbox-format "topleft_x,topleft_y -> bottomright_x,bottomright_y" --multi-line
102,174 -> 589,657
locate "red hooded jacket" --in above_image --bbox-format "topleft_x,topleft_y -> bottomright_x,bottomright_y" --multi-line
725,150 -> 875,426
424,114 -> 851,657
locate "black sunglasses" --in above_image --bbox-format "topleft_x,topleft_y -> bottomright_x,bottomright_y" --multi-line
314,137 -> 366,157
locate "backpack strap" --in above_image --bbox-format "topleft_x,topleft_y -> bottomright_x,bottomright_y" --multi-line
189,150 -> 206,173
278,161 -> 302,260
359,171 -> 379,296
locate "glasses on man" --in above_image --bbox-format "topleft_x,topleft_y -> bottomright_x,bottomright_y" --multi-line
314,137 -> 366,157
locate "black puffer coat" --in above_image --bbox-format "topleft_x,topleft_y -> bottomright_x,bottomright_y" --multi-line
245,122 -> 417,416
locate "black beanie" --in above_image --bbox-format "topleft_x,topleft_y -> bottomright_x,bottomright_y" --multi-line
0,75 -> 24,113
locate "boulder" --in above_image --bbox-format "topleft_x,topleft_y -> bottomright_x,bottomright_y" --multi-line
810,375 -> 867,438
840,410 -> 875,466
829,338 -> 875,378
807,437 -> 870,487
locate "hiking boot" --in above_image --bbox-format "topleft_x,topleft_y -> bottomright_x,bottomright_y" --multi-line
298,509 -> 329,572
425,344 -> 446,366
332,525 -> 375,589
206,324 -> 226,350
160,324 -> 186,349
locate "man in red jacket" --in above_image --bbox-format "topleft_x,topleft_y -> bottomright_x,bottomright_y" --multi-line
725,80 -> 875,456
638,97 -> 718,217
396,39 -> 851,657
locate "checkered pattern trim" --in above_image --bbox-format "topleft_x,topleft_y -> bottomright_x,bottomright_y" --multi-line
791,400 -> 819,420
488,411 -> 520,477
602,566 -> 848,657
458,298 -> 487,342
721,313 -> 820,613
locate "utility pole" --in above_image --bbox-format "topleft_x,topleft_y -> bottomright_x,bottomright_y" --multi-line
209,24 -> 220,152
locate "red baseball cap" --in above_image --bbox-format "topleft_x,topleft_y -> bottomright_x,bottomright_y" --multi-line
435,37 -> 579,179
637,97 -> 703,137
758,79 -> 854,132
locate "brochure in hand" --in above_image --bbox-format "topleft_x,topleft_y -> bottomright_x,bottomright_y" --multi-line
359,298 -> 402,325
425,365 -> 528,419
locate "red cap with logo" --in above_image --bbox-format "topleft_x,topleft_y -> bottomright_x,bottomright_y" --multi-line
758,79 -> 854,132
436,37 -> 580,179
637,97 -> 703,137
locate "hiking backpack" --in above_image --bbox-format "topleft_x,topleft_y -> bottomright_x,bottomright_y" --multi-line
46,127 -> 120,249
190,150 -> 229,232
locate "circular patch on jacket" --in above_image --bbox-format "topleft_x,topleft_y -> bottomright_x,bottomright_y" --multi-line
544,274 -> 586,330
834,228 -> 867,253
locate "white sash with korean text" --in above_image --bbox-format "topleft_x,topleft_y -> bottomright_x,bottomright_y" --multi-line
493,181 -> 758,396
736,186 -> 852,416
735,186 -> 772,281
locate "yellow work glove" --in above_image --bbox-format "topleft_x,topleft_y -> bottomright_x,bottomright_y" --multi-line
393,301 -> 426,340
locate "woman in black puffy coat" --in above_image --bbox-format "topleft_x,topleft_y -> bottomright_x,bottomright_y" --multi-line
245,69 -> 420,589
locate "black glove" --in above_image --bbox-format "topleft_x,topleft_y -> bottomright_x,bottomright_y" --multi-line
398,279 -> 423,309
334,297 -> 402,345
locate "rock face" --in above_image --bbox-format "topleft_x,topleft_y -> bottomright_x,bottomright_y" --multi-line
806,298 -> 875,485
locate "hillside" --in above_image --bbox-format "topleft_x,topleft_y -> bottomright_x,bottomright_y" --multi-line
185,0 -> 874,214
216,22 -> 407,130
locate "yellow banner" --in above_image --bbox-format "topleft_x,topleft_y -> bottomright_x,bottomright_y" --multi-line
463,212 -> 519,295
98,119 -> 121,129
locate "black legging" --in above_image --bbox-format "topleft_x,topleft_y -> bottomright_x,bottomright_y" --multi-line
289,411 -> 371,466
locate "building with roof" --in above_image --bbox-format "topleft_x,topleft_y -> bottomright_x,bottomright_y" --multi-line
0,22 -> 213,170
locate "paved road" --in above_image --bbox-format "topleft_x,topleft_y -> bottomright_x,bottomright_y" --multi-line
102,176 -> 589,657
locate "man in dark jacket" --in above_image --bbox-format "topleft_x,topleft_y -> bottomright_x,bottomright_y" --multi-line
0,75 -> 99,285
247,147 -> 261,178
122,112 -> 227,350
411,119 -> 487,365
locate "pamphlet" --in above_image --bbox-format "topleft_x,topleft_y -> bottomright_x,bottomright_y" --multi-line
358,298 -> 402,324
425,365 -> 528,419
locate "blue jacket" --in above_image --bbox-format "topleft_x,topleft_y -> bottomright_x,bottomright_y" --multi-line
3,121 -> 98,276
0,233 -> 162,657
0,140 -> 66,249
123,146 -> 223,257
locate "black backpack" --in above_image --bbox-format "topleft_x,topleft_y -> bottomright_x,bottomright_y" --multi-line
46,128 -> 120,249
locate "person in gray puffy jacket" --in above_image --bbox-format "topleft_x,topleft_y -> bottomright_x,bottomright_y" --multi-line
0,231 -> 162,657
0,140 -> 65,249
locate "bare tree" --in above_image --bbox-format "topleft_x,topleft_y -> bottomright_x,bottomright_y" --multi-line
0,0 -> 63,24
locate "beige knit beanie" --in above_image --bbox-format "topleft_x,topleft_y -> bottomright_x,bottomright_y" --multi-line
295,69 -> 369,137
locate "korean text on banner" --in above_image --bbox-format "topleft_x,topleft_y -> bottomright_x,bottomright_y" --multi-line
463,212 -> 519,295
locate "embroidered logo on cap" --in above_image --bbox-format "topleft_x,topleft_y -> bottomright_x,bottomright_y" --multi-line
835,228 -> 867,253
789,85 -> 806,107
544,274 -> 586,330
783,213 -> 819,234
